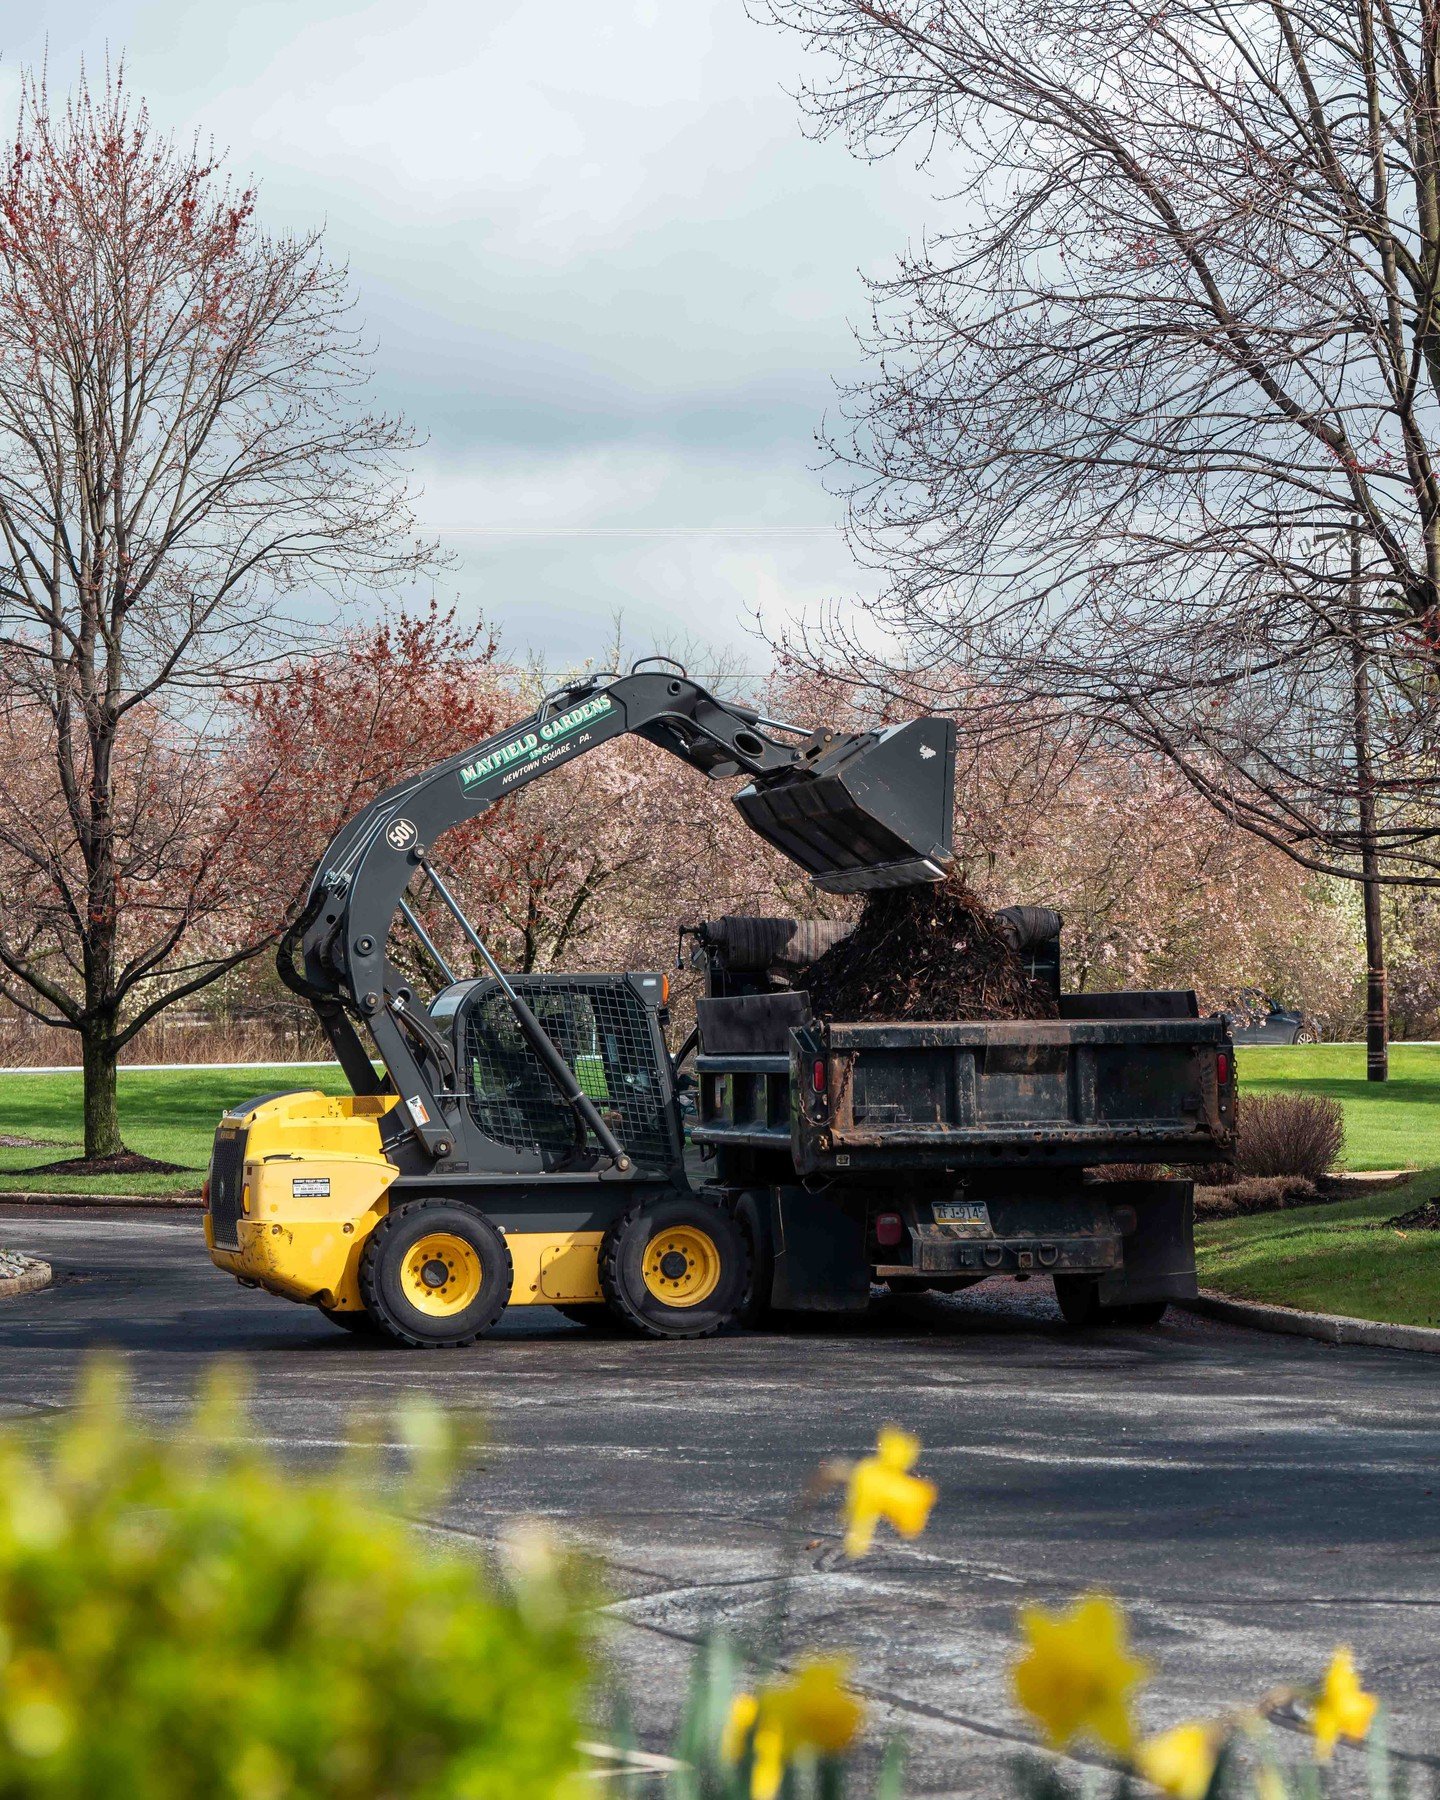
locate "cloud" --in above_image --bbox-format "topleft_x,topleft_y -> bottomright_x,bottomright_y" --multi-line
3,0 -> 940,659
193,3 -> 838,246
406,444 -> 867,662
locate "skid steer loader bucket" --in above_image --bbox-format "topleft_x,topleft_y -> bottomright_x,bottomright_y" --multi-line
734,716 -> 956,892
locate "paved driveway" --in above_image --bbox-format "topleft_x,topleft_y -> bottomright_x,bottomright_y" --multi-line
1,1207 -> 1436,1795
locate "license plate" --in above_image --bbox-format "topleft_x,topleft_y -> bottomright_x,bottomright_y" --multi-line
934,1200 -> 991,1231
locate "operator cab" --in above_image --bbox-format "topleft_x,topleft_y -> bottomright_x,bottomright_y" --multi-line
428,972 -> 681,1177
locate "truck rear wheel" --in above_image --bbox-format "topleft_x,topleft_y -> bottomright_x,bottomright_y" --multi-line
601,1195 -> 748,1339
1054,1276 -> 1167,1329
733,1190 -> 774,1327
1109,1300 -> 1168,1326
359,1199 -> 512,1347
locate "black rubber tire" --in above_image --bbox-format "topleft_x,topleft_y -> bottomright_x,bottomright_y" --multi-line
1054,1277 -> 1168,1329
1107,1300 -> 1169,1326
320,1305 -> 380,1336
737,1279 -> 772,1330
1053,1275 -> 1105,1327
600,1194 -> 749,1339
734,1203 -> 773,1328
359,1198 -> 512,1348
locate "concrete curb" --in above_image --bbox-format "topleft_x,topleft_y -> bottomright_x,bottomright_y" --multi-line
1181,1289 -> 1440,1355
0,1192 -> 202,1209
0,1255 -> 52,1300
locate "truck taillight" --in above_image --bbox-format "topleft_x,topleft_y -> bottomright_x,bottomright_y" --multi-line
875,1212 -> 904,1247
1217,1052 -> 1230,1085
812,1058 -> 826,1094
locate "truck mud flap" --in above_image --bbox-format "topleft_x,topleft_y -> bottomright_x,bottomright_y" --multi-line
1098,1180 -> 1197,1305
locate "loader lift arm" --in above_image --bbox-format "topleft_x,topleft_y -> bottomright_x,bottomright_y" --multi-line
278,660 -> 955,1167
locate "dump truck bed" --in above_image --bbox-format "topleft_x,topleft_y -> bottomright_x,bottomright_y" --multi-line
691,995 -> 1235,1177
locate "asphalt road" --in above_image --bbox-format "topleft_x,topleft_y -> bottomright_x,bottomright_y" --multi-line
0,1206 -> 1436,1795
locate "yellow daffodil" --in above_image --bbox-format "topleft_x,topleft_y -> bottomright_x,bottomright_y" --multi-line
1134,1721 -> 1220,1800
765,1657 -> 865,1754
1310,1648 -> 1377,1761
721,1692 -> 759,1764
720,1657 -> 865,1799
1011,1593 -> 1151,1757
843,1425 -> 938,1558
750,1722 -> 786,1800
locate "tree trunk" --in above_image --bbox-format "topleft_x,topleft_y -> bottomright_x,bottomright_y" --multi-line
1351,524 -> 1389,1082
1361,862 -> 1388,1081
81,1019 -> 123,1158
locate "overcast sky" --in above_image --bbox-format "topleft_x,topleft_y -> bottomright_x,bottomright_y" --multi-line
9,3 -> 939,672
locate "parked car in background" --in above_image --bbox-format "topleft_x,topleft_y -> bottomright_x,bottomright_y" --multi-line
1221,989 -> 1318,1045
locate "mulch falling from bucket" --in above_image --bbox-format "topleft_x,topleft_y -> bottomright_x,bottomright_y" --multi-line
803,876 -> 1059,1023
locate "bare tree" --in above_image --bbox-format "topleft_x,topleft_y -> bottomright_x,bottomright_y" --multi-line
758,0 -> 1440,1069
0,70 -> 433,1155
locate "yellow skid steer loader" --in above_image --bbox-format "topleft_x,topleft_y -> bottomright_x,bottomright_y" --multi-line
204,661 -> 955,1346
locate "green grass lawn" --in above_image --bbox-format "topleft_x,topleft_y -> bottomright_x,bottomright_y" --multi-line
1236,1042 -> 1440,1170
1196,1170 -> 1440,1328
5,1043 -> 1440,1334
1201,1044 -> 1440,1323
0,1065 -> 350,1195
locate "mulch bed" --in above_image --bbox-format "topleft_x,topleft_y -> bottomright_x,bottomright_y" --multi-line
804,876 -> 1059,1023
1386,1199 -> 1440,1231
13,1150 -> 184,1177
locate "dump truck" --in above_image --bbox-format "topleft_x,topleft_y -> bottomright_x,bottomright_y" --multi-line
203,660 -> 1234,1344
683,914 -> 1234,1327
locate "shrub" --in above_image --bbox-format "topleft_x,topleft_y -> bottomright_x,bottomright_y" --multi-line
1237,1093 -> 1345,1181
0,1362 -> 591,1799
1194,1175 -> 1318,1220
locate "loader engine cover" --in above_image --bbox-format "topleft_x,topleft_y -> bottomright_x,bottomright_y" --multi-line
733,717 -> 956,892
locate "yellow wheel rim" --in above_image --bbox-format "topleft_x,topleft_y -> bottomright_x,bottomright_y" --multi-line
400,1232 -> 483,1317
642,1225 -> 722,1309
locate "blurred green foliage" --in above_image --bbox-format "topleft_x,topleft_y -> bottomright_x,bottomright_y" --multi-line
0,1362 -> 591,1798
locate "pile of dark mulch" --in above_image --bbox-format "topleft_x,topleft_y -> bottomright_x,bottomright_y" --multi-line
18,1150 -> 184,1177
803,876 -> 1059,1023
1386,1199 -> 1440,1231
